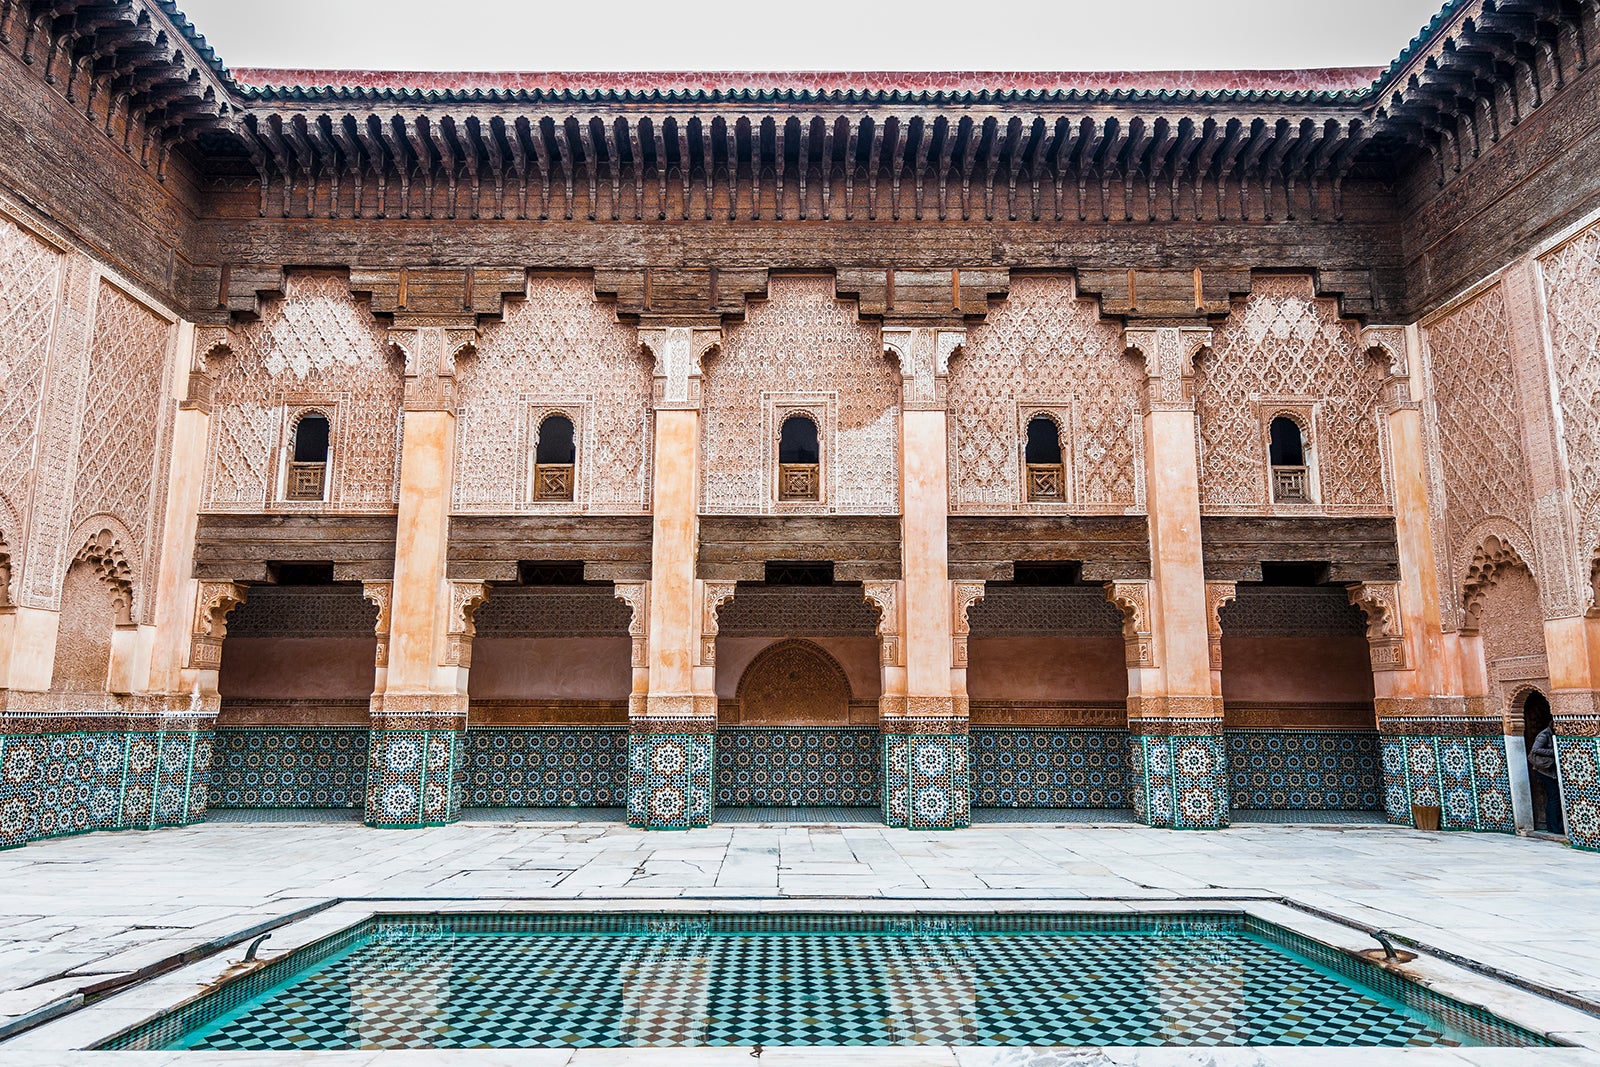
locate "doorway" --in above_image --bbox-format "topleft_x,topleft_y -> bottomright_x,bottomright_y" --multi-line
1522,690 -> 1560,833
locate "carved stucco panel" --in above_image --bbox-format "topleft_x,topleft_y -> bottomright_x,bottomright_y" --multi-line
18,252 -> 95,613
1539,225 -> 1600,607
702,276 -> 898,514
72,282 -> 174,620
455,276 -> 651,512
1422,283 -> 1539,625
948,275 -> 1141,511
204,272 -> 403,512
1198,275 -> 1386,511
0,214 -> 64,564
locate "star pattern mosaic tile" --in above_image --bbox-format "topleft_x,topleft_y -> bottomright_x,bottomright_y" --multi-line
1556,733 -> 1600,851
716,727 -> 878,807
971,728 -> 1129,808
1380,734 -> 1515,833
1226,730 -> 1382,811
0,727 -> 211,849
463,726 -> 627,807
209,728 -> 366,809
142,914 -> 1547,1051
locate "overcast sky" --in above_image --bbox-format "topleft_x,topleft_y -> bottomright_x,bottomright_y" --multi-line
178,0 -> 1448,73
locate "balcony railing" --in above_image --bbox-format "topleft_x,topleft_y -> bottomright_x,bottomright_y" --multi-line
286,461 -> 327,501
1026,463 -> 1065,501
779,463 -> 819,501
1272,465 -> 1309,503
533,463 -> 575,501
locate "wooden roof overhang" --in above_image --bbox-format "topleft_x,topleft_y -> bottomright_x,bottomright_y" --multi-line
1,0 -> 1589,206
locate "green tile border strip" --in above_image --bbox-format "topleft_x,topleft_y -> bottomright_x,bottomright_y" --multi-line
97,909 -> 1560,1051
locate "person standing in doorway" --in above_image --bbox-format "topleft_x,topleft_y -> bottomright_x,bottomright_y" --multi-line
1528,726 -> 1565,835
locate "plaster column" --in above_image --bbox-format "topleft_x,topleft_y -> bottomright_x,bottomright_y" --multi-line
1353,327 -> 1514,833
365,324 -> 475,829
1490,262 -> 1596,848
1121,324 -> 1227,829
879,326 -> 969,829
629,322 -> 721,829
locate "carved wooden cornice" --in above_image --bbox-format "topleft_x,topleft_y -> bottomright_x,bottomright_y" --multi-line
9,2 -> 1589,212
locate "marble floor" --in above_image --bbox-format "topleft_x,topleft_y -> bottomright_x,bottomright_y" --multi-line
1,816 -> 1598,1064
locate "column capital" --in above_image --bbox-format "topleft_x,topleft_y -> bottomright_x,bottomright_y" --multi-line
183,325 -> 235,413
637,318 -> 723,410
361,580 -> 393,669
187,579 -> 248,674
1361,325 -> 1418,412
882,325 -> 965,410
696,579 -> 736,667
950,579 -> 986,670
1204,580 -> 1237,673
863,580 -> 904,668
1105,579 -> 1156,669
1122,323 -> 1212,412
441,579 -> 490,669
1348,580 -> 1409,671
389,324 -> 478,411
613,579 -> 650,671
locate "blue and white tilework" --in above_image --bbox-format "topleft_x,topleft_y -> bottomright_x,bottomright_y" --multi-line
365,728 -> 465,829
970,728 -> 1129,808
208,729 -> 367,809
1227,730 -> 1382,811
716,728 -> 878,807
1379,730 -> 1515,833
627,730 -> 714,830
464,727 -> 627,807
1129,729 -> 1229,830
0,717 -> 213,850
1554,729 -> 1600,851
882,727 -> 970,830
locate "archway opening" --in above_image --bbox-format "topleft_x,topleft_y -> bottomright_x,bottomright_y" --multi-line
966,565 -> 1132,814
1024,415 -> 1064,501
211,573 -> 377,811
1522,690 -> 1562,835
777,414 -> 820,500
533,414 -> 576,501
1268,416 -> 1308,502
714,583 -> 882,811
1219,574 -> 1381,818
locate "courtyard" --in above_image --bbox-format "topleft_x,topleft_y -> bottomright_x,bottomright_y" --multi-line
0,817 -> 1597,1061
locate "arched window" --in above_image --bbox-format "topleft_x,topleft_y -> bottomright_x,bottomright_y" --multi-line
778,414 -> 820,501
533,414 -> 576,501
1024,414 -> 1064,501
286,412 -> 330,501
1268,416 -> 1309,503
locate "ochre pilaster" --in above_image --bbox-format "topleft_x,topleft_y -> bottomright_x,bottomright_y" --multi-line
630,321 -> 721,830
151,321 -> 222,703
365,324 -> 474,829
1121,324 -> 1227,829
1547,614 -> 1600,850
881,326 -> 970,829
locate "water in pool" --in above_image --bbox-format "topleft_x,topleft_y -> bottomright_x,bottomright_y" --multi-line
105,913 -> 1552,1050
